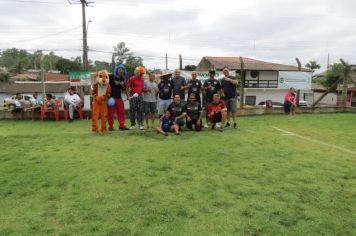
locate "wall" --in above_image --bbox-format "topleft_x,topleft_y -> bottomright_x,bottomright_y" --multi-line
243,89 -> 311,105
313,92 -> 338,106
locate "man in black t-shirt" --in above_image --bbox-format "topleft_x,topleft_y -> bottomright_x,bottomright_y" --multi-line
203,69 -> 221,126
221,67 -> 238,129
158,75 -> 174,116
168,94 -> 186,128
187,71 -> 202,105
185,94 -> 203,131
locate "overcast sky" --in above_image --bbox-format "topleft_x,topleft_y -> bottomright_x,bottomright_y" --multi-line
0,0 -> 355,71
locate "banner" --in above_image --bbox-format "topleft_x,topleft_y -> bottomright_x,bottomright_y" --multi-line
278,71 -> 312,90
181,70 -> 236,82
69,70 -> 91,86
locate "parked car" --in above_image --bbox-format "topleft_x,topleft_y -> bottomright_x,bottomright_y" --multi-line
257,101 -> 284,108
3,94 -> 36,110
299,100 -> 309,107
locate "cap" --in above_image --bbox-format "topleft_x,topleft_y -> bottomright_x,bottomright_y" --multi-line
209,69 -> 216,74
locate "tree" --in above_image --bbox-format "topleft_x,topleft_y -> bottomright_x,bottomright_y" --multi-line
184,64 -> 197,71
94,60 -> 112,71
0,48 -> 32,73
113,42 -> 132,64
305,60 -> 321,74
125,55 -> 143,77
55,58 -> 81,74
324,63 -> 344,88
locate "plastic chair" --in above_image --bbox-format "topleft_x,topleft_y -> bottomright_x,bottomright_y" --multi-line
41,99 -> 61,121
64,102 -> 84,120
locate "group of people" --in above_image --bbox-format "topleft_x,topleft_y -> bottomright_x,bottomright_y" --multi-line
106,66 -> 239,135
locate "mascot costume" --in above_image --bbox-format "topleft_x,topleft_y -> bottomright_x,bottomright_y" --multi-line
107,64 -> 128,131
92,70 -> 111,132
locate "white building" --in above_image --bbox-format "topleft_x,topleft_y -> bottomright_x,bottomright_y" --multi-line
195,56 -> 312,105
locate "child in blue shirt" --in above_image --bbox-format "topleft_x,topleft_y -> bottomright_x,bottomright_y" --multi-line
156,110 -> 180,136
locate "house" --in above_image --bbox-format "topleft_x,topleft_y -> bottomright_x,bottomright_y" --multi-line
196,56 -> 313,105
0,81 -> 70,106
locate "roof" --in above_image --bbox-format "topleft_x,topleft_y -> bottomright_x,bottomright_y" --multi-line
10,73 -> 39,81
0,82 -> 70,94
197,56 -> 312,72
45,73 -> 69,81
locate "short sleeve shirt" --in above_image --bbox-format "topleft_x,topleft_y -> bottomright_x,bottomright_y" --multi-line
208,100 -> 226,114
143,80 -> 158,102
187,79 -> 202,99
185,101 -> 202,120
172,76 -> 187,99
168,102 -> 186,118
158,79 -> 173,100
221,76 -> 237,100
204,78 -> 221,101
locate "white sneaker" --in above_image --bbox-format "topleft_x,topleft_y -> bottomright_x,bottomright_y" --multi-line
204,124 -> 209,128
129,126 -> 136,130
139,125 -> 145,130
216,123 -> 221,128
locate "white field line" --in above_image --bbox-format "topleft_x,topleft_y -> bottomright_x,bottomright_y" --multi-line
271,126 -> 356,155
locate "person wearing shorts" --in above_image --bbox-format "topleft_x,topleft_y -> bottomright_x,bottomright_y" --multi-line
156,110 -> 180,136
221,67 -> 238,129
143,72 -> 159,128
185,94 -> 203,131
207,94 -> 227,132
158,74 -> 174,117
284,87 -> 296,116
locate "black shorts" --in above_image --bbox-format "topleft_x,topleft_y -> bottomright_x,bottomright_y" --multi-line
209,113 -> 222,123
284,101 -> 292,112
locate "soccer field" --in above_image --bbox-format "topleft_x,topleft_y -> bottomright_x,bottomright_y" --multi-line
1,113 -> 355,235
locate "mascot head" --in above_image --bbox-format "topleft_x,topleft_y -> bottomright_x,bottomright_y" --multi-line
114,64 -> 128,81
94,70 -> 109,87
135,66 -> 145,77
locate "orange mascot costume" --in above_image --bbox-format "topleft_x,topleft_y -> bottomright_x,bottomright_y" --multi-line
92,70 -> 111,132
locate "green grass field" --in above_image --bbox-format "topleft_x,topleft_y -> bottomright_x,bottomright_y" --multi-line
1,113 -> 355,235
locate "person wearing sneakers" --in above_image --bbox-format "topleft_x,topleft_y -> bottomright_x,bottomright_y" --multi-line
143,72 -> 159,128
108,65 -> 129,131
203,69 -> 221,127
168,94 -> 186,129
207,93 -> 227,132
126,66 -> 145,130
156,110 -> 180,136
185,94 -> 203,131
221,67 -> 239,129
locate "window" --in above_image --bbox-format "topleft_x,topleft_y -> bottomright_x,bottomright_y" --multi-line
245,96 -> 256,105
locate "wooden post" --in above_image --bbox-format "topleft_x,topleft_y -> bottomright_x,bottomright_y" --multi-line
340,59 -> 350,108
165,53 -> 168,70
239,56 -> 245,108
41,54 -> 46,100
312,77 -> 343,109
295,57 -> 302,107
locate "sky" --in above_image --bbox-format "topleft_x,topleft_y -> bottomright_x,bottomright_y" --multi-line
0,0 -> 356,72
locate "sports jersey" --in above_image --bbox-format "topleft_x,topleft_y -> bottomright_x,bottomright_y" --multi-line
185,101 -> 202,120
168,102 -> 186,118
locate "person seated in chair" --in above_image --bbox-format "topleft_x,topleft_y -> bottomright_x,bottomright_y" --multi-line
11,93 -> 24,120
45,94 -> 56,110
64,87 -> 81,122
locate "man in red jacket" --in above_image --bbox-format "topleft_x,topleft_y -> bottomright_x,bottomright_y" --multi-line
126,66 -> 145,130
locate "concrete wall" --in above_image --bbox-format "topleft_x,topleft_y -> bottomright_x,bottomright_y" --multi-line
1,106 -> 354,119
313,92 -> 338,106
243,89 -> 312,105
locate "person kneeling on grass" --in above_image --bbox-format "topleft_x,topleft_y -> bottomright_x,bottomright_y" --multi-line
168,94 -> 186,130
208,93 -> 227,132
185,94 -> 203,131
156,110 -> 180,136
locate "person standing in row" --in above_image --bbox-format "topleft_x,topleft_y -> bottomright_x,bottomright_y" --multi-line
171,69 -> 188,102
187,71 -> 202,105
108,65 -> 128,131
221,67 -> 238,129
127,66 -> 145,130
203,69 -> 221,126
143,72 -> 159,128
158,73 -> 174,117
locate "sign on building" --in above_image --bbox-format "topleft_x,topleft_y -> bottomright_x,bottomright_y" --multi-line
278,71 -> 312,90
181,71 -> 235,82
69,70 -> 92,86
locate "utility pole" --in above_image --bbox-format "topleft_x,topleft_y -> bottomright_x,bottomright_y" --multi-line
68,0 -> 94,70
179,54 -> 182,70
165,53 -> 168,70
